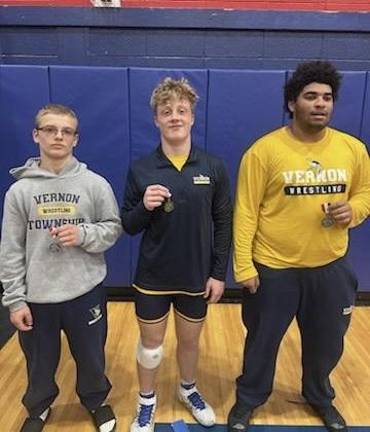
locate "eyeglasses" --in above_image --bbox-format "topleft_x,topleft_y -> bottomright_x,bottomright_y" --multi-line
37,126 -> 77,138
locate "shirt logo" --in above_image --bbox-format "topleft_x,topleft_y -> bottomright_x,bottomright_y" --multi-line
88,304 -> 103,325
282,165 -> 347,196
307,159 -> 323,176
38,205 -> 76,217
193,174 -> 210,185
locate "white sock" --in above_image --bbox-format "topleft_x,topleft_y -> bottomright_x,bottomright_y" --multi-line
39,407 -> 50,421
99,419 -> 116,432
91,404 -> 116,432
140,391 -> 156,399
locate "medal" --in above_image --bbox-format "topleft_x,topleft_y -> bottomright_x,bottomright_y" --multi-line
163,197 -> 174,213
321,216 -> 334,228
321,202 -> 334,228
49,241 -> 63,253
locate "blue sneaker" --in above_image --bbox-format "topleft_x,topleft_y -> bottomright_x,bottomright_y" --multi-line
130,394 -> 157,432
178,385 -> 215,427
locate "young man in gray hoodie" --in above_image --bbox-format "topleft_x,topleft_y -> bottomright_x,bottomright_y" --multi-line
0,104 -> 122,432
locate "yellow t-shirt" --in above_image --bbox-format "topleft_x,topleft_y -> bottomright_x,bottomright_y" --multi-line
233,126 -> 370,282
167,154 -> 188,171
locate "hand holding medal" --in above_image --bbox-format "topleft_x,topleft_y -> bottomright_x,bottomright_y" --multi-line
321,202 -> 334,228
327,201 -> 353,226
163,196 -> 175,213
321,201 -> 353,227
143,184 -> 172,211
48,229 -> 63,253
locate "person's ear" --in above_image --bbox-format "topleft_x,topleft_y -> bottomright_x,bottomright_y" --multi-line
73,133 -> 79,147
32,128 -> 40,144
288,100 -> 295,115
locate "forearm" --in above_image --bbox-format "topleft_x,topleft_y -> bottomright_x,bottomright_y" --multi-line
0,263 -> 27,311
120,201 -> 152,235
211,214 -> 232,281
349,198 -> 370,227
233,238 -> 258,283
233,150 -> 266,282
0,193 -> 28,311
233,200 -> 259,282
348,145 -> 370,227
3,293 -> 27,313
78,219 -> 122,253
211,161 -> 233,280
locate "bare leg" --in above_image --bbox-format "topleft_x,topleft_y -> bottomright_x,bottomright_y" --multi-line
137,318 -> 168,393
174,313 -> 215,426
174,314 -> 204,384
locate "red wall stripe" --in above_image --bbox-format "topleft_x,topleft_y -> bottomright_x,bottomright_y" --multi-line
1,0 -> 370,11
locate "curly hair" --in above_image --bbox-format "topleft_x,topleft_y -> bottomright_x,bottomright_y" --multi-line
284,61 -> 342,117
150,77 -> 199,114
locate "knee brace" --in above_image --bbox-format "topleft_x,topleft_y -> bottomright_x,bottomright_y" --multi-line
136,339 -> 163,369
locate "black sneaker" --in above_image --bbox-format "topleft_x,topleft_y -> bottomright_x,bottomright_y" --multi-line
227,402 -> 253,432
20,407 -> 51,432
311,404 -> 347,432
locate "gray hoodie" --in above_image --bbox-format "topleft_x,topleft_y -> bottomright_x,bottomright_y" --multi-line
0,157 -> 122,312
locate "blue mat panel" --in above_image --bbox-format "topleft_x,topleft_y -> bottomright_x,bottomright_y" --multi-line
207,69 -> 286,288
49,66 -> 131,286
155,424 -> 370,432
331,71 -> 367,137
0,65 -> 50,224
360,72 -> 370,147
348,221 -> 370,291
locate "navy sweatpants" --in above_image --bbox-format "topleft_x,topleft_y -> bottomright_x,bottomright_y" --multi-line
236,257 -> 357,409
19,284 -> 111,417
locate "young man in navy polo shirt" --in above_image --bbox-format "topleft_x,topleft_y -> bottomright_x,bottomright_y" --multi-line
121,77 -> 232,432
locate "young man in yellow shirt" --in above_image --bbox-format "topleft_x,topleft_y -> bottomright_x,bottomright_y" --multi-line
228,61 -> 370,432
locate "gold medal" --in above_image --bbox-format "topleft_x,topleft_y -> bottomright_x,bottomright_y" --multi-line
321,216 -> 334,228
164,197 -> 174,213
321,202 -> 334,228
49,241 -> 63,253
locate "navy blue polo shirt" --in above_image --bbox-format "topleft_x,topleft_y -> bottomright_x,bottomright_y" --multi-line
121,145 -> 232,294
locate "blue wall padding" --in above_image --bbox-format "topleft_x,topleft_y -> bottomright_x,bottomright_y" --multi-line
360,72 -> 370,146
0,65 -> 369,291
207,70 -> 286,192
48,66 -> 131,286
349,72 -> 370,290
0,65 -> 50,223
207,70 -> 286,287
348,224 -> 369,290
331,71 -> 367,137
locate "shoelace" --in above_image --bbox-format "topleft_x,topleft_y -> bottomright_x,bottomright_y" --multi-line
138,404 -> 154,426
187,391 -> 206,410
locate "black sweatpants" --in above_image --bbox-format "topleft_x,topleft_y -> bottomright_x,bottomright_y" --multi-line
236,257 -> 357,410
19,284 -> 112,417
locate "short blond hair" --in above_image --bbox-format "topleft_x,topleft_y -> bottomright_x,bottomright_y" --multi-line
35,104 -> 79,129
150,77 -> 199,114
